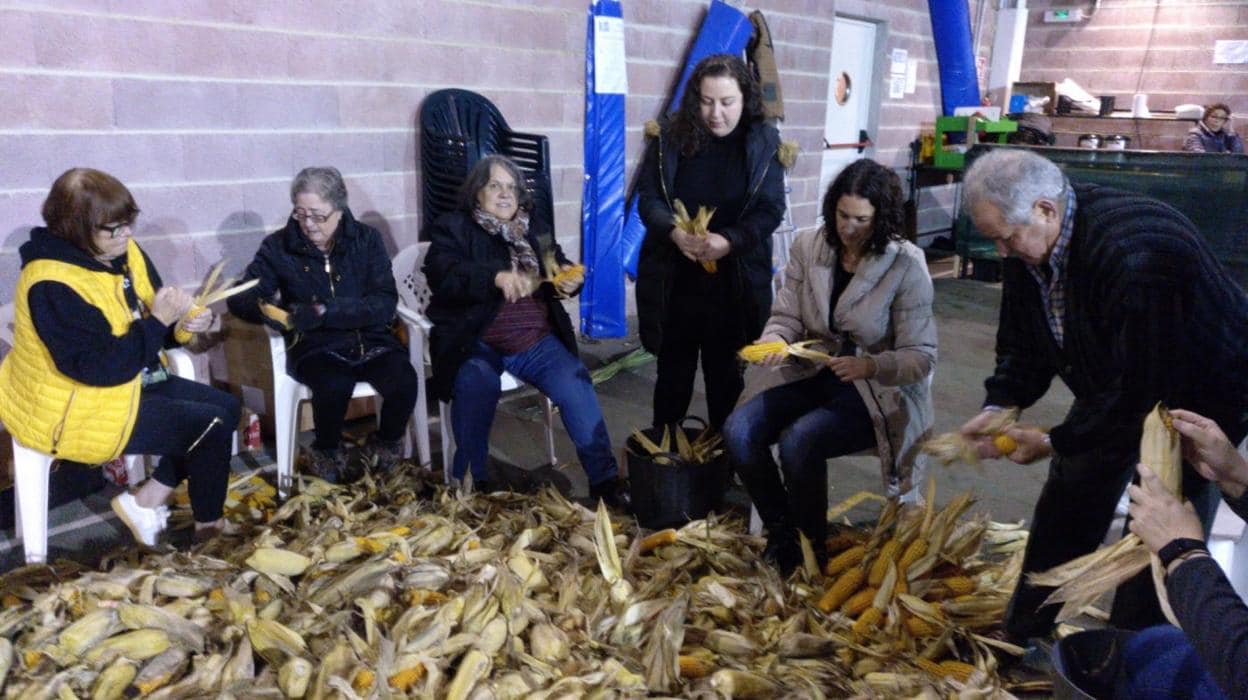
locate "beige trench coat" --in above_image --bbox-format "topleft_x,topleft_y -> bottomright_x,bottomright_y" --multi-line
738,229 -> 937,496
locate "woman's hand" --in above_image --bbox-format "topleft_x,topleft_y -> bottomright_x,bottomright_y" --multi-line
825,355 -> 876,382
495,266 -> 535,303
1128,462 -> 1204,554
554,264 -> 582,296
754,333 -> 788,367
670,227 -> 705,262
151,286 -> 195,326
178,307 -> 214,334
960,409 -> 1010,460
699,232 -> 731,262
998,427 -> 1052,465
1171,408 -> 1248,498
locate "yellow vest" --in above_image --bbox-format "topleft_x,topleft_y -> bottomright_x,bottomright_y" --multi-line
0,240 -> 161,463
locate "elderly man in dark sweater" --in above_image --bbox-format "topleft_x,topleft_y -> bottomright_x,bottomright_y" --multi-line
956,148 -> 1248,643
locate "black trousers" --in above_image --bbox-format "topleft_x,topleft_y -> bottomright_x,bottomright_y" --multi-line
123,375 -> 240,523
1005,439 -> 1219,642
293,350 -> 419,452
652,296 -> 745,432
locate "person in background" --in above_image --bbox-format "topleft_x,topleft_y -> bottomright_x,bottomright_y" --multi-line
0,168 -> 239,546
229,167 -> 418,483
635,53 -> 790,435
956,148 -> 1248,643
1183,103 -> 1244,154
1119,408 -> 1248,699
422,155 -> 628,508
723,159 -> 936,572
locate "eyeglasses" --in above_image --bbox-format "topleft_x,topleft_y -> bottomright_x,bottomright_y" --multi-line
484,181 -> 520,196
291,209 -> 336,224
99,220 -> 135,239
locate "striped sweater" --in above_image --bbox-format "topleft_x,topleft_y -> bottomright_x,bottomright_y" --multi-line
985,183 -> 1248,456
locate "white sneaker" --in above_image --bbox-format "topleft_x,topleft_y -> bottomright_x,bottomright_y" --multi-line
111,492 -> 168,546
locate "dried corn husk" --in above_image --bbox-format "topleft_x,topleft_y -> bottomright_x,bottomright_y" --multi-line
672,199 -> 718,273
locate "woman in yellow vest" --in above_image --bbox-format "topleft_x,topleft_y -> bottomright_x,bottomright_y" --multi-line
0,168 -> 240,546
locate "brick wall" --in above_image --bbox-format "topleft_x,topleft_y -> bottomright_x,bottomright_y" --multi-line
0,0 -> 961,314
1019,0 -> 1248,151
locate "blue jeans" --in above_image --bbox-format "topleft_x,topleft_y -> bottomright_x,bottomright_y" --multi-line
450,335 -> 617,485
723,370 -> 875,546
1118,625 -> 1226,699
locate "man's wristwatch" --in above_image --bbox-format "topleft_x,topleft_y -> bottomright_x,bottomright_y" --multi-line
1158,537 -> 1208,570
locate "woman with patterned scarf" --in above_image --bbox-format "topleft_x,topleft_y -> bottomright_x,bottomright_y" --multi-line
423,155 -> 628,508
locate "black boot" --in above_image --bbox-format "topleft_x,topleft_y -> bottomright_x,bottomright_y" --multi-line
763,529 -> 802,576
589,477 -> 631,512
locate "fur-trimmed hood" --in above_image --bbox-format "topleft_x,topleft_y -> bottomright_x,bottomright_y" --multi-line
643,119 -> 798,169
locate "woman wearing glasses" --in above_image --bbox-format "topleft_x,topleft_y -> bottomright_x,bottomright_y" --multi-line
1183,103 -> 1244,154
422,155 -> 628,508
0,168 -> 240,546
229,166 -> 418,483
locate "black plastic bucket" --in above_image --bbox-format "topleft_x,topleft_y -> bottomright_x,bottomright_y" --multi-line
1051,629 -> 1134,699
625,418 -> 728,530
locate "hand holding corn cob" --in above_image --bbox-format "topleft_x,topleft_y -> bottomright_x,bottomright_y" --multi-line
1170,408 -> 1248,494
672,199 -> 718,273
738,336 -> 789,366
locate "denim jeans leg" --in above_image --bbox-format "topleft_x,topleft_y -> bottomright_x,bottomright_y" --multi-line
450,343 -> 504,482
724,372 -> 843,537
505,335 -> 618,485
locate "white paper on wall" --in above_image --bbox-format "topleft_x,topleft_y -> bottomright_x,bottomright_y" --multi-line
594,16 -> 628,94
905,58 -> 918,94
1214,40 -> 1248,65
889,75 -> 906,99
890,48 -> 908,76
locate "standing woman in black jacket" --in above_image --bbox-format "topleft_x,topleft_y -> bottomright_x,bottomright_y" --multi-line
229,167 -> 418,483
636,53 -> 789,433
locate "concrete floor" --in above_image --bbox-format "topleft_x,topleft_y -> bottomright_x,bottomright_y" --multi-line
1,270 -> 1075,570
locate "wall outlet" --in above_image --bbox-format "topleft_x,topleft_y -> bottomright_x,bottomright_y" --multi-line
1043,8 -> 1085,23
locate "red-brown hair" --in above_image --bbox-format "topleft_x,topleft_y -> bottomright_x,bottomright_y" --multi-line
41,168 -> 139,256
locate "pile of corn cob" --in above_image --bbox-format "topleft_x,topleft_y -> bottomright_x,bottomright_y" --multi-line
0,466 -> 1034,698
628,424 -> 724,467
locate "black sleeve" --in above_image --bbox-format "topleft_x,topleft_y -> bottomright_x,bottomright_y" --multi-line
1167,555 -> 1248,699
320,230 -> 398,329
227,236 -> 283,325
983,263 -> 1058,412
719,149 -> 786,254
423,217 -> 508,305
28,281 -> 169,386
636,137 -> 678,248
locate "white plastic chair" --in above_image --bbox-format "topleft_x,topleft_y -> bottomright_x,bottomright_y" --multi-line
400,243 -> 557,483
1,300 -> 195,563
269,245 -> 429,498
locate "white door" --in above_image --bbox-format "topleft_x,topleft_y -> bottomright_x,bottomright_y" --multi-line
819,17 -> 878,210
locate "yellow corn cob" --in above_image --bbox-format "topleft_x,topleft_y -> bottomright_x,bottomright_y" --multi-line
245,547 -> 309,577
840,587 -> 877,617
639,529 -> 678,553
817,567 -> 865,613
905,616 -> 941,638
259,303 -> 292,330
406,589 -> 447,606
852,607 -> 884,639
551,263 -> 585,287
868,538 -> 902,586
352,668 -> 376,692
894,577 -> 909,596
825,545 -> 866,577
388,663 -> 426,691
678,655 -> 714,679
897,539 -> 927,577
993,433 -> 1018,454
940,576 -> 976,596
738,341 -> 788,363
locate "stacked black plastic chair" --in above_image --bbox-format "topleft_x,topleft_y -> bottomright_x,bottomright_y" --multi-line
419,89 -> 555,232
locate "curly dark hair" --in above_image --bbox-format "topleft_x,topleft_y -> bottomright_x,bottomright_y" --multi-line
669,54 -> 766,157
1204,102 -> 1231,121
820,159 -> 906,256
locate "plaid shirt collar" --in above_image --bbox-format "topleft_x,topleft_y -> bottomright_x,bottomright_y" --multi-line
1025,184 -> 1076,345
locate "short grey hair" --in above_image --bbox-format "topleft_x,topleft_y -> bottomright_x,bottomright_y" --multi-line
962,149 -> 1066,224
290,166 -> 348,211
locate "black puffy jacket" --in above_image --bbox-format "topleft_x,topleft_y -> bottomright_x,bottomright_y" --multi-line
228,208 -> 401,374
422,209 -> 578,402
635,119 -> 787,353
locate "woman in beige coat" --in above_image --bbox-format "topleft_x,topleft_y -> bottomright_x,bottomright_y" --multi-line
723,159 -> 937,572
